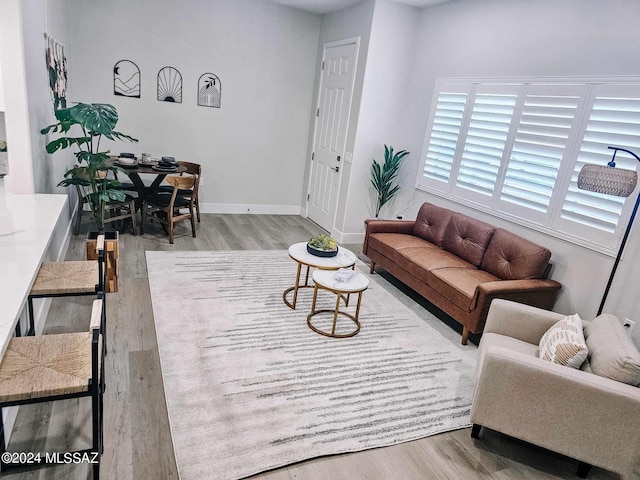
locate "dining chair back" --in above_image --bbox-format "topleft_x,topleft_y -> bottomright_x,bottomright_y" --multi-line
140,175 -> 197,244
157,161 -> 202,222
74,184 -> 138,235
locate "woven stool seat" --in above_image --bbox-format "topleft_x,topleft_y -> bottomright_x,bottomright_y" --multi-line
0,332 -> 97,403
30,261 -> 99,296
0,296 -> 105,479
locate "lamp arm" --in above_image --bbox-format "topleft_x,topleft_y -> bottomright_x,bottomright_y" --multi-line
598,149 -> 640,315
608,146 -> 640,167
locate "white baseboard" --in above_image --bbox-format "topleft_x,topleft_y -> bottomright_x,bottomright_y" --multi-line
333,231 -> 365,245
200,203 -> 302,215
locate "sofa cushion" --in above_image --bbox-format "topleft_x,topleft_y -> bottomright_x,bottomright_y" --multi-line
397,247 -> 475,285
442,213 -> 496,267
584,314 -> 640,386
428,268 -> 500,311
538,314 -> 588,369
481,229 -> 551,280
368,233 -> 438,263
411,203 -> 455,247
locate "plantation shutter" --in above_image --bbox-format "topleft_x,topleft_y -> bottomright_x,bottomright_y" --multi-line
419,85 -> 470,188
498,85 -> 585,221
454,86 -> 517,198
555,85 -> 640,245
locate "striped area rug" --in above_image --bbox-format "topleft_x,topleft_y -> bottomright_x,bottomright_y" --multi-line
146,250 -> 477,480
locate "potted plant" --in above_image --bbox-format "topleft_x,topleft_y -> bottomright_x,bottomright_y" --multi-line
40,103 -> 138,231
307,233 -> 338,257
370,145 -> 409,218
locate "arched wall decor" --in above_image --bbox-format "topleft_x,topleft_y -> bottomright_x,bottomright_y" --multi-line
197,73 -> 221,108
157,67 -> 183,103
114,60 -> 141,98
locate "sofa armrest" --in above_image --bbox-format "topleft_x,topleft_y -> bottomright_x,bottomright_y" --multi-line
362,219 -> 415,255
471,346 -> 640,478
482,298 -> 565,344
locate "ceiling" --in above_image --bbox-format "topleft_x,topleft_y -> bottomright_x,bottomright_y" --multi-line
269,0 -> 451,14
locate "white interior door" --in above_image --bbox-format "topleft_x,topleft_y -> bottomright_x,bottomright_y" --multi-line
307,40 -> 358,232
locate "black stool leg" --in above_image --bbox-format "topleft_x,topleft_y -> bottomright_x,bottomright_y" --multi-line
471,424 -> 482,438
14,322 -> 22,337
577,461 -> 592,478
0,406 -> 6,472
27,297 -> 36,336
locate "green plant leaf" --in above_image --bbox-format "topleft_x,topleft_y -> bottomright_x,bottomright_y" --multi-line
45,136 -> 91,154
69,103 -> 118,135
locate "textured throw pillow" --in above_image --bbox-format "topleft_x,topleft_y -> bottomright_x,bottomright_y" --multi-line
538,314 -> 588,369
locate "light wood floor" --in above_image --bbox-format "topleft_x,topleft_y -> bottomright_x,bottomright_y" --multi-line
6,214 -> 619,480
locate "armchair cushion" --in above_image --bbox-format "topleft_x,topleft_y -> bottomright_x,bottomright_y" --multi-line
538,314 -> 588,369
584,314 -> 640,386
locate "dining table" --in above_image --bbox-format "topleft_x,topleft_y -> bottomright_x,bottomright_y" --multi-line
110,157 -> 188,199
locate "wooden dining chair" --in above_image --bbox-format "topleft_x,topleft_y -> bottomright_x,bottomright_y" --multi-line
157,161 -> 202,222
140,175 -> 197,244
24,235 -> 105,339
0,293 -> 106,479
74,185 -> 138,235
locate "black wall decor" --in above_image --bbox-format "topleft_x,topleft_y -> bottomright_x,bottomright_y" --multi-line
157,67 -> 183,103
114,60 -> 141,98
197,73 -> 221,108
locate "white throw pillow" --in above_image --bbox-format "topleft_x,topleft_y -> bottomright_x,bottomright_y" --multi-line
538,314 -> 588,369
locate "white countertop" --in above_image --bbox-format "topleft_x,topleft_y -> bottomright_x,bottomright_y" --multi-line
0,184 -> 67,357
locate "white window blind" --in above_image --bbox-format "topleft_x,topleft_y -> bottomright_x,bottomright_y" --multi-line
555,86 -> 640,243
455,91 -> 517,197
416,79 -> 640,253
422,88 -> 469,185
499,86 -> 583,217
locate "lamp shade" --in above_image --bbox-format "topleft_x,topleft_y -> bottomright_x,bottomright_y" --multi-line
577,164 -> 638,198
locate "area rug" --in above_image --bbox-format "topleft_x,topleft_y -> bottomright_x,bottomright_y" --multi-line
146,250 -> 477,480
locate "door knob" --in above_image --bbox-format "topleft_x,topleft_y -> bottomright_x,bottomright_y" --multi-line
331,166 -> 340,173
337,155 -> 341,162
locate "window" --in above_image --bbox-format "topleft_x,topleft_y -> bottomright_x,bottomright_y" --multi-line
416,79 -> 640,253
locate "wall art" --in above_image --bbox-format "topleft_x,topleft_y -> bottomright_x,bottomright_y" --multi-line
45,33 -> 67,110
197,73 -> 221,108
114,60 -> 141,98
157,67 -> 182,103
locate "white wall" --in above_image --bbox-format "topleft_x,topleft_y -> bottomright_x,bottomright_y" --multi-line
0,30 -> 4,112
338,0 -> 418,238
396,0 -> 640,344
67,0 -> 321,214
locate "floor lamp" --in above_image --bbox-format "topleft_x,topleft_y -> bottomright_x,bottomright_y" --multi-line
577,146 -> 640,315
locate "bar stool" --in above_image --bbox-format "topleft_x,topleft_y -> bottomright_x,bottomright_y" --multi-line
23,236 -> 105,337
0,293 -> 106,479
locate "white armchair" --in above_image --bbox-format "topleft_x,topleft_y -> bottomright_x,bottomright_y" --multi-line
470,299 -> 640,479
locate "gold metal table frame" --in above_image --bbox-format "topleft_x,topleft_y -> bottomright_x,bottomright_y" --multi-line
306,270 -> 369,338
283,243 -> 357,310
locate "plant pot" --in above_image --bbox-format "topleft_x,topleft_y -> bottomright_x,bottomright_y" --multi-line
307,243 -> 338,257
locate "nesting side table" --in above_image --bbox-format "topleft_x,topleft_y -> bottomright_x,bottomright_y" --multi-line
307,269 -> 369,338
283,242 -> 357,309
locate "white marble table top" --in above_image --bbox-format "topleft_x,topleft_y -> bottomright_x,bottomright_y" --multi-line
288,242 -> 357,269
312,268 -> 370,293
0,189 -> 67,358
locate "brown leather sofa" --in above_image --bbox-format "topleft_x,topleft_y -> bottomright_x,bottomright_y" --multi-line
362,202 -> 562,344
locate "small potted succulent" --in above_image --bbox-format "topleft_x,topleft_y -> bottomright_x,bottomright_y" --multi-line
307,234 -> 338,257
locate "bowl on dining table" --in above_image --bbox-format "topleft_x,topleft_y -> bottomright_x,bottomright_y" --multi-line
117,156 -> 137,166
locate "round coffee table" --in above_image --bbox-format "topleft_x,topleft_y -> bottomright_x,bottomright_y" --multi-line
307,269 -> 369,338
283,242 -> 357,309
